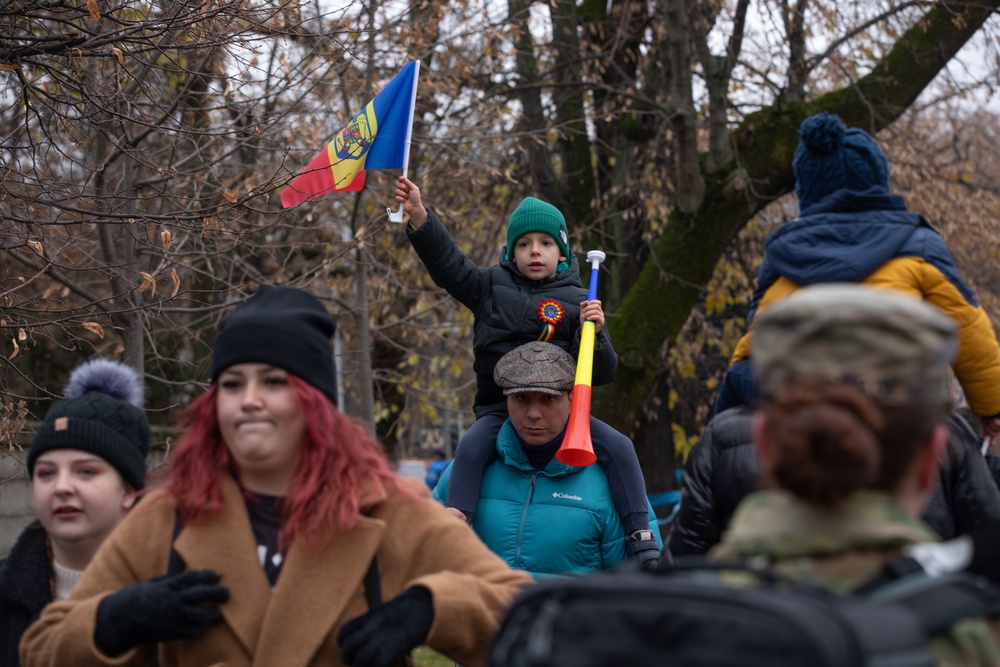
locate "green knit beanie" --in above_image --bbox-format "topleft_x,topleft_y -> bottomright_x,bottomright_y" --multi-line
504,197 -> 571,274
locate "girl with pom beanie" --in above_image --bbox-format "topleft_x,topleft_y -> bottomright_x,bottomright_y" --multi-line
1,359 -> 147,667
396,176 -> 660,568
715,113 -> 1000,441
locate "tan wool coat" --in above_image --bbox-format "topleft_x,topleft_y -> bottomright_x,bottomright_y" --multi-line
20,473 -> 532,667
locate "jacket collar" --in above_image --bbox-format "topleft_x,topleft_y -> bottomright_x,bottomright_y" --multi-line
712,489 -> 938,561
495,419 -> 579,476
174,473 -> 387,667
797,186 -> 907,216
0,520 -> 51,612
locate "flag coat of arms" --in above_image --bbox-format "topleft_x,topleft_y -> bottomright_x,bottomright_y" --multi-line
281,61 -> 420,208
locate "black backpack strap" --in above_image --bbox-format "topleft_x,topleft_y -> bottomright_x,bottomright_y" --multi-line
866,572 -> 1000,633
656,557 -> 834,595
360,506 -> 382,609
358,508 -> 413,667
363,556 -> 381,609
166,509 -> 185,576
360,554 -> 414,667
852,557 -> 926,595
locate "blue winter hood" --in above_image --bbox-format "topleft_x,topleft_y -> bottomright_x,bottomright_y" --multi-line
761,187 -> 924,286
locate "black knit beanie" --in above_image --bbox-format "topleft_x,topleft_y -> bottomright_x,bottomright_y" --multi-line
211,285 -> 338,405
28,359 -> 149,490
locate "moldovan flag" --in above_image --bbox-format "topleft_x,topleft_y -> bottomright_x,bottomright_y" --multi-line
281,61 -> 420,208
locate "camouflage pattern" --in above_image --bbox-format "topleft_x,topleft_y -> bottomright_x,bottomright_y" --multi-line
711,490 -> 1000,666
493,341 -> 575,396
752,284 -> 958,405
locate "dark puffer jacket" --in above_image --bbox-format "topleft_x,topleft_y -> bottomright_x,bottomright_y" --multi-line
407,208 -> 617,417
987,455 -> 1000,492
667,407 -> 1000,557
0,521 -> 51,667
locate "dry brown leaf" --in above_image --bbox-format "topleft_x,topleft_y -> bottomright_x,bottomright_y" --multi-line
161,229 -> 171,250
10,338 -> 18,360
87,0 -> 100,19
17,328 -> 26,341
0,64 -> 17,72
111,47 -> 123,65
170,268 -> 181,297
222,190 -> 238,202
202,216 -> 220,236
26,239 -> 43,255
81,322 -> 105,339
138,271 -> 156,297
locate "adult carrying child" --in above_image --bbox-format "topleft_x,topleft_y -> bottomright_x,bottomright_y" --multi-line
396,177 -> 659,566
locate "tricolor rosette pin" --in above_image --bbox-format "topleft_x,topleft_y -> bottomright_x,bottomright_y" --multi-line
537,300 -> 565,342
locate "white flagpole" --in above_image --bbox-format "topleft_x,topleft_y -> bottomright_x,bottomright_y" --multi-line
387,60 -> 421,223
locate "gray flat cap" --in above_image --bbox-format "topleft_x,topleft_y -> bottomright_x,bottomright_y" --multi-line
494,341 -> 576,396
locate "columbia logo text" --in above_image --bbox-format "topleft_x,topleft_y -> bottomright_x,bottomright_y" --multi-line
552,492 -> 582,501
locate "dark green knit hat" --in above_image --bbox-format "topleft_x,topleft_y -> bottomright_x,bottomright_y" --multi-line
28,359 -> 149,489
504,197 -> 571,273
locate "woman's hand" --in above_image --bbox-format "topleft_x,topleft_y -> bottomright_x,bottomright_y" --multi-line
338,586 -> 434,667
94,570 -> 229,657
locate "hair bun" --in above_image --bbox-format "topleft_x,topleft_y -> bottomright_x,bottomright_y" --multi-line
63,358 -> 144,407
798,113 -> 845,156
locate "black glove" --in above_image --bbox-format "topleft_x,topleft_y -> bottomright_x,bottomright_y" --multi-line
626,530 -> 661,570
338,586 -> 434,667
95,570 -> 230,656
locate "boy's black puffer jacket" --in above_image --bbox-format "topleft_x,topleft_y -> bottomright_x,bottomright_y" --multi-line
407,208 -> 617,416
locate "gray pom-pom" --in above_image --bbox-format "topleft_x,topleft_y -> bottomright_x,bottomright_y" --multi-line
63,359 -> 144,407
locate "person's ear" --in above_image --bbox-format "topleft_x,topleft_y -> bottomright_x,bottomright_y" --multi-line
121,484 -> 139,511
559,254 -> 566,263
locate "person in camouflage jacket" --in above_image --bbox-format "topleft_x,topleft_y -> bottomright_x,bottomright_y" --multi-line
709,284 -> 1000,666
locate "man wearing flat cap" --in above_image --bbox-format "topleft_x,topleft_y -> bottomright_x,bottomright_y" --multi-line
432,341 -> 660,578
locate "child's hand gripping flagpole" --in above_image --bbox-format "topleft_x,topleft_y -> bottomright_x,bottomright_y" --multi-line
386,61 -> 420,223
555,250 -> 606,467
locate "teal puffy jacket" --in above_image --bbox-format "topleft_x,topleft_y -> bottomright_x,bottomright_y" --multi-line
433,420 -> 661,578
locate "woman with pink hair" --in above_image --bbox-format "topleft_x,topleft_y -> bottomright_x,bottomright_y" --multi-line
21,285 -> 531,667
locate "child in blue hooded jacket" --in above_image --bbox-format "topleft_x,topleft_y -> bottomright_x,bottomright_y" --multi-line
716,113 -> 1000,442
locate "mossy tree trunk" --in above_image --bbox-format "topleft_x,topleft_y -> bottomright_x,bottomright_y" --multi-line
594,0 -> 1000,492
